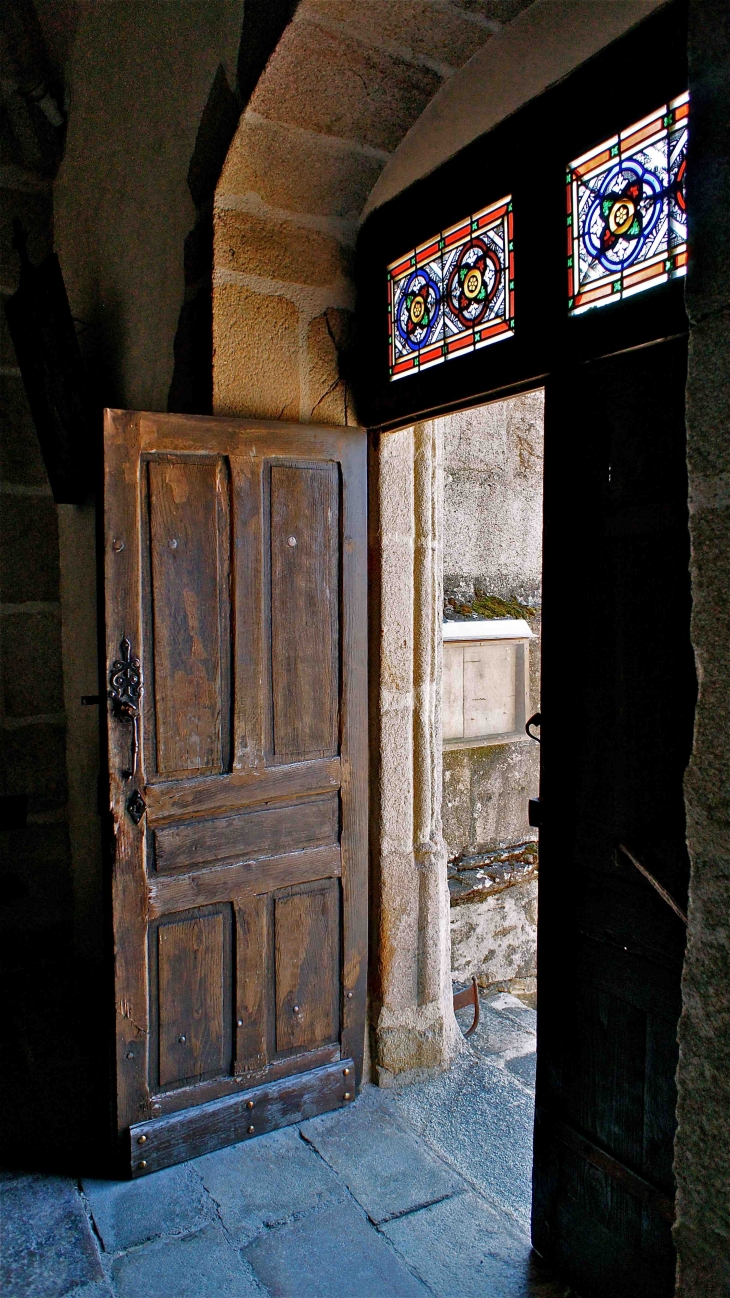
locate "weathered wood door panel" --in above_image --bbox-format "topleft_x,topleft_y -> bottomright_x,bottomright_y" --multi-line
104,411 -> 367,1174
533,338 -> 694,1296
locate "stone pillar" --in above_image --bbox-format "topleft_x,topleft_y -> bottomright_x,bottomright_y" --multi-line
674,3 -> 730,1293
372,421 -> 460,1085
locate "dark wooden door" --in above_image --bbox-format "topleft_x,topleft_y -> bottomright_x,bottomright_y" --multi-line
533,337 -> 695,1295
104,411 -> 367,1176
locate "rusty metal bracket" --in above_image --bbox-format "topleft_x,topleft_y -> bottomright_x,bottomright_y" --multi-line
453,977 -> 480,1038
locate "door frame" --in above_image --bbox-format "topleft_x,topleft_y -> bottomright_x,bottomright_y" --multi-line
356,0 -> 692,1256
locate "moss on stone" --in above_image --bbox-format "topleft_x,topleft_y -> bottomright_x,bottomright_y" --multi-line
444,591 -> 536,620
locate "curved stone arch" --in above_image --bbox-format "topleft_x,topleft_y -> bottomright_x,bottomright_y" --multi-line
212,0 -> 529,425
211,0 -> 673,1085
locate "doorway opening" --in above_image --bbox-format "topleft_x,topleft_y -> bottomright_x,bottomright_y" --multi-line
440,390 -> 544,1015
373,389 -> 545,1233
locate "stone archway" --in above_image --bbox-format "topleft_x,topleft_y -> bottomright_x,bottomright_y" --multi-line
211,0 -> 535,1080
210,0 -> 671,1082
211,0 -> 520,426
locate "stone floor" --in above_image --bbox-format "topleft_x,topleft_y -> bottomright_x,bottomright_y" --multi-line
1,992 -> 574,1298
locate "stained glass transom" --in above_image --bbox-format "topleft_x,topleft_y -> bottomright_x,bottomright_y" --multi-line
567,92 -> 688,315
387,197 -> 514,381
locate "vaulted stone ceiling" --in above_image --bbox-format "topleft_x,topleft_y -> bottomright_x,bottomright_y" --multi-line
213,0 -> 535,424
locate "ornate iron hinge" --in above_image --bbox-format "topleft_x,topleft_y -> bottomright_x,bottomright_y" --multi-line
108,637 -> 143,787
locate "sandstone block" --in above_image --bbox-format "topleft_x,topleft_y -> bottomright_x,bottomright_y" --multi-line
218,113 -> 384,221
216,209 -> 347,288
306,309 -> 353,425
303,0 -> 491,72
250,21 -> 442,153
213,282 -> 299,421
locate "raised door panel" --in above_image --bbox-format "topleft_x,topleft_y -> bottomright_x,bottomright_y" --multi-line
152,906 -> 233,1091
274,881 -> 340,1056
269,463 -> 340,763
150,795 -> 340,874
144,456 -> 231,779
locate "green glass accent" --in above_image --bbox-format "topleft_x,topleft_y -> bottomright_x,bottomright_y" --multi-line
509,240 -> 514,251
568,298 -> 574,309
509,319 -> 515,329
567,215 -> 572,227
567,256 -> 573,268
611,144 -> 619,156
612,281 -> 621,293
509,280 -> 514,289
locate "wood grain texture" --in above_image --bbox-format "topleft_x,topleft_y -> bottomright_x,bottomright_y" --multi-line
150,1046 -> 341,1117
105,409 -> 367,1163
129,1058 -> 355,1176
155,908 -> 231,1090
145,757 -> 341,822
105,409 -> 150,1135
336,434 -> 368,1080
235,895 -> 267,1073
275,881 -> 340,1055
147,846 -> 341,920
146,456 -> 230,778
152,794 -> 338,873
269,463 -> 339,763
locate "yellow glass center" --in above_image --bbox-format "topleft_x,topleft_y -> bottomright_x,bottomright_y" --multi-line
608,199 -> 635,236
463,267 -> 483,300
410,293 -> 426,324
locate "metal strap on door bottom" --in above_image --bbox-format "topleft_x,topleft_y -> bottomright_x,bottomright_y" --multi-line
536,1107 -> 676,1223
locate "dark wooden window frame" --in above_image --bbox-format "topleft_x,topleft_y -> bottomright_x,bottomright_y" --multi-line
354,0 -> 688,431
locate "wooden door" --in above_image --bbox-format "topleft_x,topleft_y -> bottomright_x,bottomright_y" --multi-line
532,337 -> 695,1295
104,411 -> 367,1176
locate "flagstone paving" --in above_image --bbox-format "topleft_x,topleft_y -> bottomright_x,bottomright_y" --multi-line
1,992 -> 574,1298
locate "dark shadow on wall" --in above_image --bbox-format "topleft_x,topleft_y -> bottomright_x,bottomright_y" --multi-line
168,0 -> 300,415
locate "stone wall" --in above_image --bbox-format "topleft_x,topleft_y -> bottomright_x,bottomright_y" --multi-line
438,395 -> 543,994
212,0 -> 531,424
0,6 -> 72,969
673,3 -> 730,1292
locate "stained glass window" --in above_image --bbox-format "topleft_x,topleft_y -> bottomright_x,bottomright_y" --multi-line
567,92 -> 688,315
387,196 -> 514,381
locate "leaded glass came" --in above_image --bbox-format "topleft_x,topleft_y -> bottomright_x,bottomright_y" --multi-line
387,197 -> 514,381
567,92 -> 688,315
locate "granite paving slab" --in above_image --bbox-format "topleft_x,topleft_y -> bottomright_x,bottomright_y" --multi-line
245,1198 -> 430,1298
0,1172 -> 105,1298
110,1222 -> 264,1298
82,1162 -> 215,1253
387,1050 -> 536,1229
193,1124 -> 348,1245
301,1087 -> 465,1223
383,1189 -> 571,1298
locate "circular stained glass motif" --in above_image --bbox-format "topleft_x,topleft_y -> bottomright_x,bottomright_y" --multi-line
446,238 -> 501,328
583,159 -> 663,271
395,268 -> 441,352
